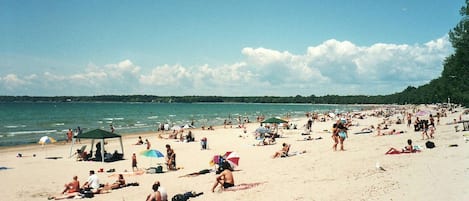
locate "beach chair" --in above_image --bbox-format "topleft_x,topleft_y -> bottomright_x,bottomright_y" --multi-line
280,144 -> 291,157
76,145 -> 87,161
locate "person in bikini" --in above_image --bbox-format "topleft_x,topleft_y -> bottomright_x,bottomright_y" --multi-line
386,139 -> 415,154
272,143 -> 290,158
212,161 -> 235,192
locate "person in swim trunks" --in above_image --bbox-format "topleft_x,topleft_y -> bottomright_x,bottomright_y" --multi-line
212,161 -> 235,192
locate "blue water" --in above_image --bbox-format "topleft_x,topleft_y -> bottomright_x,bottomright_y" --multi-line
0,102 -> 367,146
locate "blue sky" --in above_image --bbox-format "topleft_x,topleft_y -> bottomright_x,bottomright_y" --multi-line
0,0 -> 464,96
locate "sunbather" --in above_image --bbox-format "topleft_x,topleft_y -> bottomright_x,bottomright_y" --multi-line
109,174 -> 126,189
386,139 -> 417,154
272,143 -> 290,158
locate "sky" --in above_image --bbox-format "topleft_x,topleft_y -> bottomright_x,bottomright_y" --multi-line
0,0 -> 465,96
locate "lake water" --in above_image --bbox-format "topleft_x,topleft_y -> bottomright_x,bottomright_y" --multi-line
0,102 -> 367,146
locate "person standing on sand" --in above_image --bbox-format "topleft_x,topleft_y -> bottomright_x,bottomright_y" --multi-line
66,129 -> 73,143
336,121 -> 348,151
407,113 -> 412,128
145,139 -> 151,150
132,153 -> 138,171
331,120 -> 340,151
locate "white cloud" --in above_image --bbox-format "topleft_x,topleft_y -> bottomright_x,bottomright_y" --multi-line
1,74 -> 28,90
0,36 -> 453,96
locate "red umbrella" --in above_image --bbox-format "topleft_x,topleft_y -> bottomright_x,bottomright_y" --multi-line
224,152 -> 240,168
211,151 -> 240,169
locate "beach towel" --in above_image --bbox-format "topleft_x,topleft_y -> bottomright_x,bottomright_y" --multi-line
353,130 -> 373,135
179,169 -> 213,178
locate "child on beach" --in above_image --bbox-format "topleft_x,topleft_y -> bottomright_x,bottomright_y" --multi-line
132,153 -> 138,171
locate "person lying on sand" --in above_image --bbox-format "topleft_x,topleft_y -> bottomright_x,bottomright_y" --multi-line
386,139 -> 418,154
109,174 -> 126,190
378,129 -> 405,136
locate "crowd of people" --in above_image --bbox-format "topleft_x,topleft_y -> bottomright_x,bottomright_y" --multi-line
50,104 -> 464,200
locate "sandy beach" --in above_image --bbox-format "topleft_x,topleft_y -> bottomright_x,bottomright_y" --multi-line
1,104 -> 468,201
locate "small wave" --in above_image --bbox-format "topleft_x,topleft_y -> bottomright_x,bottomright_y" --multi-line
147,116 -> 159,119
8,129 -> 58,136
5,125 -> 23,128
54,123 -> 65,126
113,117 -> 124,121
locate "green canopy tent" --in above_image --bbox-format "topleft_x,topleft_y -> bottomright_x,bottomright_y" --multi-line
262,117 -> 288,124
69,129 -> 124,162
261,117 -> 289,136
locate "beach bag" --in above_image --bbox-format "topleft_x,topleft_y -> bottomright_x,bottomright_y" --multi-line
171,194 -> 188,201
82,190 -> 94,198
155,165 -> 163,173
425,141 -> 435,149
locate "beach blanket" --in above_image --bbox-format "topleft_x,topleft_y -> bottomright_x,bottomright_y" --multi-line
108,170 -> 145,177
179,169 -> 213,178
353,130 -> 373,135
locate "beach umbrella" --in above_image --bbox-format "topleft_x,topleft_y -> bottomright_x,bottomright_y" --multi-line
262,117 -> 288,124
255,127 -> 270,134
140,149 -> 164,158
140,149 -> 165,167
224,151 -> 240,168
38,136 -> 56,145
211,151 -> 240,169
38,136 -> 56,157
416,110 -> 429,117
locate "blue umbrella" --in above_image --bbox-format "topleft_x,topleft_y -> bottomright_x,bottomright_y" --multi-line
140,149 -> 165,168
140,149 -> 164,158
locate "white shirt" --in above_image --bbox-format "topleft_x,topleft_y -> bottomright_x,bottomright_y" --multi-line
87,174 -> 100,189
158,186 -> 168,201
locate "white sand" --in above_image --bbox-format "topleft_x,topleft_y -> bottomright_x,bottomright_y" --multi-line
1,105 -> 468,201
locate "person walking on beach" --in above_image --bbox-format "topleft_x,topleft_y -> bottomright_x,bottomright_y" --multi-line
132,153 -> 138,171
110,124 -> 115,133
